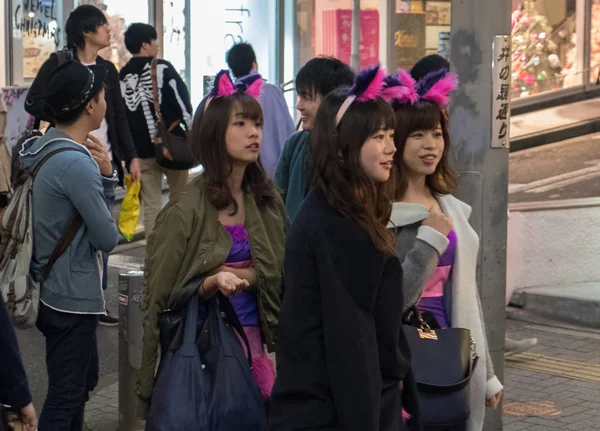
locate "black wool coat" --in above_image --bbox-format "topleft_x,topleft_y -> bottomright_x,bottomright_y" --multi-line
270,187 -> 421,431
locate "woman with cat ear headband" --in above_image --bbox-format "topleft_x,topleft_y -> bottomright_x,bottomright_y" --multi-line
137,70 -> 287,418
383,67 -> 504,431
270,65 -> 421,431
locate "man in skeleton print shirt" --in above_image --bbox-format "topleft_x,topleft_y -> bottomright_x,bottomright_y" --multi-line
119,23 -> 193,236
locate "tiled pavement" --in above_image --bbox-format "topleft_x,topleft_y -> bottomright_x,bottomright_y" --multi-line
504,319 -> 600,430
83,317 -> 600,430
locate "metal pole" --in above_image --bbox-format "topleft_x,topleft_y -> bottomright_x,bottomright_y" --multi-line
449,1 -> 511,430
118,271 -> 145,431
350,0 -> 361,71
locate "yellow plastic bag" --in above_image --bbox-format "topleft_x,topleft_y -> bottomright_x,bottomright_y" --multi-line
118,174 -> 141,242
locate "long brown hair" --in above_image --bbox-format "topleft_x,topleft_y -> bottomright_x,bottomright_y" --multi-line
392,101 -> 457,201
191,92 -> 275,213
311,87 -> 396,255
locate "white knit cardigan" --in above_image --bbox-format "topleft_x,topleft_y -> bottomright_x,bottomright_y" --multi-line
390,194 -> 503,431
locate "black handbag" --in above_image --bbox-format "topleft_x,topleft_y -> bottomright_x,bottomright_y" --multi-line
403,307 -> 479,431
150,58 -> 198,171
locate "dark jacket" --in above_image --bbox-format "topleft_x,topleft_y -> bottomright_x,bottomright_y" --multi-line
270,187 -> 421,431
119,57 -> 193,159
274,130 -> 310,222
0,296 -> 32,410
25,49 -> 138,185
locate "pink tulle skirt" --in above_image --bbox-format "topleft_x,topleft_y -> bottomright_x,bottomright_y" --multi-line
236,326 -> 276,399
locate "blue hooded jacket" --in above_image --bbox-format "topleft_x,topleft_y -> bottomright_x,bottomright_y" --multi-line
19,128 -> 119,314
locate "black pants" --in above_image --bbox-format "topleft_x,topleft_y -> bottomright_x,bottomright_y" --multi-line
36,303 -> 99,431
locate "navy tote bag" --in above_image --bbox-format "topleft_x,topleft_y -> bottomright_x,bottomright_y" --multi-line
146,293 -> 268,431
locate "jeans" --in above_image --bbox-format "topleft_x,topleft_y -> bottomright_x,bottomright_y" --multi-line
36,303 -> 99,431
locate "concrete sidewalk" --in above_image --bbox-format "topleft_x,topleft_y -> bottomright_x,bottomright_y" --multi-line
83,315 -> 600,430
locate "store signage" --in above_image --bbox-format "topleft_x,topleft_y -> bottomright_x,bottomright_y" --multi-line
13,0 -> 61,46
491,34 -> 511,149
394,13 -> 426,69
223,1 -> 269,73
322,9 -> 379,70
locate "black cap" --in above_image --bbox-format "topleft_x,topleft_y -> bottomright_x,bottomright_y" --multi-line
410,54 -> 450,81
42,60 -> 107,118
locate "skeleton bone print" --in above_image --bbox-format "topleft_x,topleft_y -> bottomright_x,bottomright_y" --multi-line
120,62 -> 166,141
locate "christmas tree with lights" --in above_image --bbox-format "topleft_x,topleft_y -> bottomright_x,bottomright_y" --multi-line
511,0 -> 563,98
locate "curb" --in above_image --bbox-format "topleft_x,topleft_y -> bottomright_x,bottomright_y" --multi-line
511,287 -> 600,327
510,119 -> 600,152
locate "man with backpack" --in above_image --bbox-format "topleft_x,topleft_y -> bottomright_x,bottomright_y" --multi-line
19,60 -> 119,430
25,4 -> 140,325
274,57 -> 354,222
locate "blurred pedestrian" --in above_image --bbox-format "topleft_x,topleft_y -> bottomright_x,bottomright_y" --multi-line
227,42 -> 295,178
274,57 -> 354,222
25,5 -> 141,325
0,296 -> 38,431
120,23 -> 193,236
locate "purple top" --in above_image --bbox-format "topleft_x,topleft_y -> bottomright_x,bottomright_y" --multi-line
418,230 -> 457,328
198,224 -> 260,327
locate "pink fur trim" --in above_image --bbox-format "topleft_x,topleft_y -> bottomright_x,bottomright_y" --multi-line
397,69 -> 419,104
422,72 -> 458,106
381,85 -> 414,105
251,355 -> 276,399
356,67 -> 385,102
216,73 -> 235,98
245,78 -> 263,99
402,408 -> 411,422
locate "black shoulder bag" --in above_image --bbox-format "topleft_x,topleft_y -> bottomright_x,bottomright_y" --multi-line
403,306 -> 479,431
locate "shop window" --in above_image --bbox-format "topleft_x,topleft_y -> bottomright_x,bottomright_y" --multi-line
162,0 -> 187,86
77,0 -> 150,70
9,0 -> 66,84
392,1 -> 451,70
186,1 -> 277,107
512,0 -> 579,99
296,0 -> 382,70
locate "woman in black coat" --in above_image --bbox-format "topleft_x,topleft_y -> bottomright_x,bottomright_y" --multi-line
270,67 -> 421,431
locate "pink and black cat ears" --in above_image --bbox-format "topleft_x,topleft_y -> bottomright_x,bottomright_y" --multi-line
204,70 -> 263,111
336,65 -> 386,126
382,68 -> 458,107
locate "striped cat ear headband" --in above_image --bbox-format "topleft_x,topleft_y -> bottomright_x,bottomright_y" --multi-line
335,65 -> 386,126
382,68 -> 458,107
204,70 -> 263,112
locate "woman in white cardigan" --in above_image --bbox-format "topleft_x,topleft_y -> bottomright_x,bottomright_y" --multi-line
382,67 -> 503,431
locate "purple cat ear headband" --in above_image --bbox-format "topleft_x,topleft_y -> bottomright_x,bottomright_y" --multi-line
335,65 -> 386,126
381,68 -> 458,107
204,70 -> 263,112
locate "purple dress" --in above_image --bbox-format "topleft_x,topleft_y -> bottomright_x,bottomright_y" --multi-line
417,230 -> 457,328
198,224 -> 275,398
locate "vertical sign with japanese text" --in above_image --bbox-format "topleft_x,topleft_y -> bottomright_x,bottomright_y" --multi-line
491,34 -> 511,149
